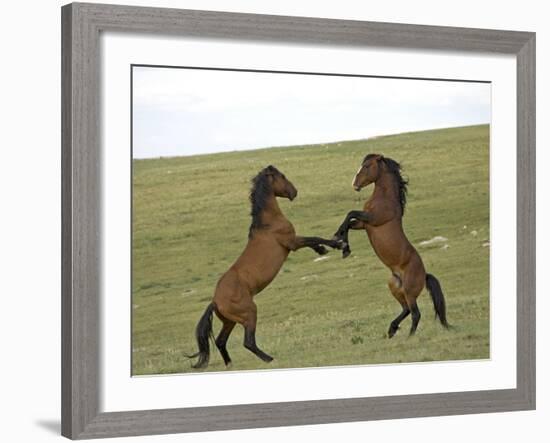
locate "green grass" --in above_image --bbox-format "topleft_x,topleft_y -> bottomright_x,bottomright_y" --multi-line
132,124 -> 490,375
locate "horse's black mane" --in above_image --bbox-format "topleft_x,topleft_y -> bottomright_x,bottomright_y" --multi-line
248,165 -> 278,238
364,154 -> 409,214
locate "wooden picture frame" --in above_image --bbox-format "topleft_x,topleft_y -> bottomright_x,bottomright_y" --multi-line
61,2 -> 535,439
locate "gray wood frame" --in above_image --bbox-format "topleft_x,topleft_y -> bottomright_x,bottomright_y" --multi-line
61,2 -> 536,439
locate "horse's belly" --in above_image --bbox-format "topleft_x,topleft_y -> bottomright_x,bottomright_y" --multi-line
365,225 -> 407,268
236,244 -> 289,295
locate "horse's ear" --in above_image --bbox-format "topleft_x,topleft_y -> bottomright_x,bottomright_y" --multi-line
376,155 -> 384,162
266,165 -> 276,175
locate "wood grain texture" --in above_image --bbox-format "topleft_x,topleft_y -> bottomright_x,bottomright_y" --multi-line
77,2 -> 531,53
516,34 -> 536,409
62,3 -> 101,438
75,389 -> 528,439
61,2 -> 536,439
61,4 -> 74,438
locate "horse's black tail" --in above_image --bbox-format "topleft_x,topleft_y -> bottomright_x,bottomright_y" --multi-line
187,302 -> 216,369
425,273 -> 450,329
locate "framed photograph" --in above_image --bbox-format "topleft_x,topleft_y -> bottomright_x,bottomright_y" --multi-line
61,2 -> 535,439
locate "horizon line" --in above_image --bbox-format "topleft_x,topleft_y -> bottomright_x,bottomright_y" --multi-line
133,123 -> 490,161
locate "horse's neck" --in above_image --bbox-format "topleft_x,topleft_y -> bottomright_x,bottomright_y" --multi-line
261,194 -> 283,223
373,172 -> 400,204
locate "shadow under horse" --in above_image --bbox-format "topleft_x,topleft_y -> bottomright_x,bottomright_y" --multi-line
333,154 -> 450,337
188,165 -> 341,369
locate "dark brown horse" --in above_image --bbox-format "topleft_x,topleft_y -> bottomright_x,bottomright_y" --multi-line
333,154 -> 449,337
188,165 -> 341,369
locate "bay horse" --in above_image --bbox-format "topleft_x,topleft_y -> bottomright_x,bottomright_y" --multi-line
188,165 -> 342,369
333,154 -> 449,337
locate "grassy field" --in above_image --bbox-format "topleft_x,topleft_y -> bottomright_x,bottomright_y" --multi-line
132,124 -> 490,375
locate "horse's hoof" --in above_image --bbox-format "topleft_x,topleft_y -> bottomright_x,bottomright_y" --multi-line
342,246 -> 351,258
332,239 -> 344,250
313,244 -> 328,255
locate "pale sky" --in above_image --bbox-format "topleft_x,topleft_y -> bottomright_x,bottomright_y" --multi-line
132,66 -> 490,159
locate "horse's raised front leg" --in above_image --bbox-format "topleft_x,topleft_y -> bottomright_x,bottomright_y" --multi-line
333,211 -> 371,258
290,236 -> 343,255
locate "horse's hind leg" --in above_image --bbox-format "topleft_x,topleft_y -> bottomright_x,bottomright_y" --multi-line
402,264 -> 426,336
389,305 -> 410,338
215,314 -> 236,367
244,328 -> 273,363
408,302 -> 421,336
403,272 -> 424,336
243,305 -> 273,363
387,274 -> 410,338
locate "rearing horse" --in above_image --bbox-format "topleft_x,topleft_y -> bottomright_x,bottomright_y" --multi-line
188,165 -> 341,369
333,154 -> 450,337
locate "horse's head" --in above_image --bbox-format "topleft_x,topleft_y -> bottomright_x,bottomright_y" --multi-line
265,165 -> 298,201
352,154 -> 384,191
